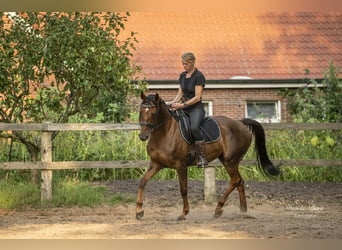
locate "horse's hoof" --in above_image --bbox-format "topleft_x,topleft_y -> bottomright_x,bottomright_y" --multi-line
213,210 -> 223,218
136,211 -> 144,220
177,215 -> 186,221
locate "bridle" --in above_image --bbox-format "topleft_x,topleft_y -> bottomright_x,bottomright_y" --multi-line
139,101 -> 171,132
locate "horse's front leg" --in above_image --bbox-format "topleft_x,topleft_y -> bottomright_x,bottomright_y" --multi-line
176,165 -> 189,220
136,161 -> 162,220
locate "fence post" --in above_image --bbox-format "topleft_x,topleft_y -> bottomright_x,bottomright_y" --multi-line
41,123 -> 53,202
204,166 -> 216,204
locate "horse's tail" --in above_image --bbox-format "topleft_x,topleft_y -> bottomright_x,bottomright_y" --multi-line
241,118 -> 280,177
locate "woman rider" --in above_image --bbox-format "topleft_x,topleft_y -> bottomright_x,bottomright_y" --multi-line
168,52 -> 208,168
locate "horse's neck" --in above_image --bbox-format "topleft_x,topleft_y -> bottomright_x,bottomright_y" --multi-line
149,119 -> 177,149
151,107 -> 175,138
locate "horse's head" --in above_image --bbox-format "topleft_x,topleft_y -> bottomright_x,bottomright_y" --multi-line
138,92 -> 163,141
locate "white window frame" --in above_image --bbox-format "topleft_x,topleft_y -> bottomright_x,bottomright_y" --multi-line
245,100 -> 281,123
202,101 -> 213,116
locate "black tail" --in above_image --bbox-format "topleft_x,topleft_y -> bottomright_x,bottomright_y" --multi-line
241,118 -> 280,177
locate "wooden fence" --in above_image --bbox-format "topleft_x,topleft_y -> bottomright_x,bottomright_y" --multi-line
0,122 -> 341,203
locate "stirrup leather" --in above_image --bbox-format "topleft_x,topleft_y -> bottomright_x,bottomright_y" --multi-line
195,141 -> 208,168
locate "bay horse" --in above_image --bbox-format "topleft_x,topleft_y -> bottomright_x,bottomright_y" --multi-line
136,92 -> 280,220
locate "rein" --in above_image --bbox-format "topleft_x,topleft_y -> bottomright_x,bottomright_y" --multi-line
139,102 -> 171,132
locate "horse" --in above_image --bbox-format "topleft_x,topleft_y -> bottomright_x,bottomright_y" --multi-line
136,92 -> 280,220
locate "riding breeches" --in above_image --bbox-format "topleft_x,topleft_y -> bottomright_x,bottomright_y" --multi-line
184,106 -> 205,141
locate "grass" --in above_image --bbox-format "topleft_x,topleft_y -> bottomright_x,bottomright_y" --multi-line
52,178 -> 135,207
0,179 -> 135,210
0,180 -> 40,209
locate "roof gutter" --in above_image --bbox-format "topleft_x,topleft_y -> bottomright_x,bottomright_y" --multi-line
142,79 -> 324,89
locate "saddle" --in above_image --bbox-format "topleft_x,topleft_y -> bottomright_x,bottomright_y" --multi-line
171,109 -> 221,145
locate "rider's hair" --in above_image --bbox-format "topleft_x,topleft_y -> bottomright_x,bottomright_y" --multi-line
181,52 -> 196,64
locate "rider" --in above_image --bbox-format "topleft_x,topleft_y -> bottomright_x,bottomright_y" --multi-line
167,52 -> 208,168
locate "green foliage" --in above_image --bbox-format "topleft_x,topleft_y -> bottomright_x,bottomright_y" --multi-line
273,61 -> 342,181
51,129 -> 148,181
50,113 -> 148,181
0,128 -> 341,183
279,61 -> 342,123
266,130 -> 340,160
0,12 -> 145,162
238,130 -> 342,182
278,166 -> 341,182
0,113 -> 340,183
0,12 -> 143,123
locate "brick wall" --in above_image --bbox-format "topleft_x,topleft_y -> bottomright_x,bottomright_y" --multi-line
144,88 -> 292,122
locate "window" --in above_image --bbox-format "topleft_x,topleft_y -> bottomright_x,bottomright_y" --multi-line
246,101 -> 281,123
203,101 -> 213,116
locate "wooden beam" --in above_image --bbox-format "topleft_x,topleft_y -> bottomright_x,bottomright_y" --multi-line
261,123 -> 342,131
1,122 -> 341,131
41,128 -> 53,202
46,123 -> 140,131
211,159 -> 342,167
0,123 -> 43,131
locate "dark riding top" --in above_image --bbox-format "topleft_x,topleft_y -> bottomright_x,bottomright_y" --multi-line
179,69 -> 205,109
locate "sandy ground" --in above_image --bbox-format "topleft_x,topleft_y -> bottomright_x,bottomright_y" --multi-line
0,179 -> 341,239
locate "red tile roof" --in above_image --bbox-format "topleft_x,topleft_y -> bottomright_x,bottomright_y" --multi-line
122,12 -> 342,80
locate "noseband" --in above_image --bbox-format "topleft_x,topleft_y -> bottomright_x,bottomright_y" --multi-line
139,102 -> 171,132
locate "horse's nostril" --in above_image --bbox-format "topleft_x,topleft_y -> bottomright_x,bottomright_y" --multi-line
139,134 -> 148,141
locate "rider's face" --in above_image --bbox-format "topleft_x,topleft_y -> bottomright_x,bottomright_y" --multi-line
182,59 -> 194,73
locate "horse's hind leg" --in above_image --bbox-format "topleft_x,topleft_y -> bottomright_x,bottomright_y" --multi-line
214,161 -> 247,218
136,161 -> 162,220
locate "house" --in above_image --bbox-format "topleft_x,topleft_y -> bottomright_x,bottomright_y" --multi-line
122,12 -> 342,122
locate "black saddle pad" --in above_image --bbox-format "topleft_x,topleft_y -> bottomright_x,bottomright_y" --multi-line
171,110 -> 221,144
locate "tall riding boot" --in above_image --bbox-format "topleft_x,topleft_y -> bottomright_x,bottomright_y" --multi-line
195,140 -> 208,168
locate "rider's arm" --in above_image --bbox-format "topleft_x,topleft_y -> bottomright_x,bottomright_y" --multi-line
183,85 -> 203,107
168,88 -> 183,104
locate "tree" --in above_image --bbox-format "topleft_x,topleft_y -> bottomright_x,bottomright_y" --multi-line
0,12 -> 144,183
280,61 -> 342,123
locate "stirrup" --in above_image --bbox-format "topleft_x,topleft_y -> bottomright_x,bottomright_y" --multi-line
197,155 -> 208,168
197,160 -> 208,168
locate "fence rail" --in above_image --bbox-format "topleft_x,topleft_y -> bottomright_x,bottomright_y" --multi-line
0,122 -> 341,203
1,122 -> 342,131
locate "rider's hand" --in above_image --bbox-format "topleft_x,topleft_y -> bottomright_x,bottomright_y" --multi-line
171,102 -> 184,110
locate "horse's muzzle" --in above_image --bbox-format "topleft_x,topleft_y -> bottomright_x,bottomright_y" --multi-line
139,133 -> 149,141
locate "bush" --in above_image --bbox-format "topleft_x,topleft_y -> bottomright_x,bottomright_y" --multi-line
280,61 -> 342,123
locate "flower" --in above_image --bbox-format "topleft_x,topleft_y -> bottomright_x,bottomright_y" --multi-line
310,136 -> 319,146
325,137 -> 336,147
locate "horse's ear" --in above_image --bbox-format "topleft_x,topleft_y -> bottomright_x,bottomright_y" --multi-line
140,91 -> 146,100
154,93 -> 160,102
